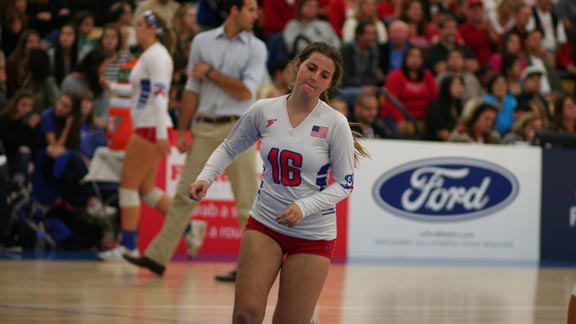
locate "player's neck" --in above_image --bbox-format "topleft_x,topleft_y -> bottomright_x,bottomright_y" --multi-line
287,93 -> 317,114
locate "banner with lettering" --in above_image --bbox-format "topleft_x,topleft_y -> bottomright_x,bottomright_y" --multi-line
348,140 -> 541,261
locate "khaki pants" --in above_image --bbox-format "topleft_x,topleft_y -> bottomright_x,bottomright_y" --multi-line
145,120 -> 258,266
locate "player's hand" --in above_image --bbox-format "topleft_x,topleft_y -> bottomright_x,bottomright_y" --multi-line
276,203 -> 303,227
189,181 -> 209,201
176,131 -> 191,153
156,139 -> 170,157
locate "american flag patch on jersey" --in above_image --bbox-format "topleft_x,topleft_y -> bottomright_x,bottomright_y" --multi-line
310,125 -> 329,138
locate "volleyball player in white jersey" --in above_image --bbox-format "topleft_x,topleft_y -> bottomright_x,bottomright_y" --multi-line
98,10 -> 174,261
189,42 -> 369,324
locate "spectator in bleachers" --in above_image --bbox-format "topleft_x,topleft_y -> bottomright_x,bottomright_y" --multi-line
557,0 -> 576,64
483,74 -> 517,135
488,33 -> 527,74
426,2 -> 453,40
459,0 -> 497,67
330,96 -> 350,118
340,20 -> 382,98
0,51 -> 7,111
425,75 -> 464,141
529,0 -> 566,56
134,0 -> 181,30
61,49 -> 110,124
48,23 -> 79,86
516,66 -> 552,119
5,29 -> 41,98
425,15 -> 478,75
22,48 -> 60,114
327,0 -> 359,38
436,48 -> 482,105
377,0 -> 402,22
488,0 -> 516,38
256,58 -> 293,100
523,29 -> 562,95
502,53 -> 524,97
0,89 -> 39,184
350,91 -> 391,138
74,11 -> 96,61
400,0 -> 433,51
550,93 -> 576,133
172,4 -> 199,88
109,1 -> 137,52
449,98 -> 501,143
379,19 -> 410,74
283,0 -> 341,56
501,111 -> 543,144
78,91 -> 106,159
381,46 -> 438,135
0,2 -> 28,58
26,0 -> 70,37
506,3 -> 533,47
342,0 -> 388,45
96,24 -> 132,83
261,0 -> 298,39
35,92 -> 96,206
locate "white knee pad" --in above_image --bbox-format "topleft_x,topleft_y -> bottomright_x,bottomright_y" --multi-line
119,188 -> 140,208
572,284 -> 576,296
142,188 -> 164,207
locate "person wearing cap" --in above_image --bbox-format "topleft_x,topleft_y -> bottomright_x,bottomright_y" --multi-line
449,97 -> 501,144
459,0 -> 498,66
522,29 -> 562,95
516,65 -> 553,120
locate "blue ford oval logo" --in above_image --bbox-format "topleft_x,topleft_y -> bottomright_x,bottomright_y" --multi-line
372,158 -> 519,222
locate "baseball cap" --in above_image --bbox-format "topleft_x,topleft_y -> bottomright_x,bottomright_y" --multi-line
521,65 -> 545,80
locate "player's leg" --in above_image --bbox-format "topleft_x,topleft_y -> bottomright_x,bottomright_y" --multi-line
232,229 -> 283,324
99,134 -> 157,260
272,253 -> 331,324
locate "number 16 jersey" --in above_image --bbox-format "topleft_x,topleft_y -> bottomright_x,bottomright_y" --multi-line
197,95 -> 356,241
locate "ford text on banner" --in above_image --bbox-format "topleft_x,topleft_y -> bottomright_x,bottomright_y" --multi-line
349,140 -> 541,261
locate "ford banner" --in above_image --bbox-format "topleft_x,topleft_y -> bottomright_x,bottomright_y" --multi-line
349,140 -> 541,262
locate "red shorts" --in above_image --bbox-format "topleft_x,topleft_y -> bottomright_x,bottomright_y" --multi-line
134,127 -> 167,143
245,217 -> 336,259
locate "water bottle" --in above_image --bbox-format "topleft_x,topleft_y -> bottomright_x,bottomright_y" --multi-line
35,222 -> 46,253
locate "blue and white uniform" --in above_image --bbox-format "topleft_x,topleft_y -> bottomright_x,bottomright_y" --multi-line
197,95 -> 355,240
129,42 -> 173,139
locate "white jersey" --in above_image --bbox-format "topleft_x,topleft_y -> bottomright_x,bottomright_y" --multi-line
129,42 -> 173,139
197,95 -> 356,240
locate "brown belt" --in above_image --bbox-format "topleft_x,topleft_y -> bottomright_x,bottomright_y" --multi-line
198,115 -> 240,124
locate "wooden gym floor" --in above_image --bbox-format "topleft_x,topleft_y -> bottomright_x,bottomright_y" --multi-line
0,254 -> 574,323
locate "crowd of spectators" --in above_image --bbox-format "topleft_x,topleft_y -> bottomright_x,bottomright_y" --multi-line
1,0 -> 576,232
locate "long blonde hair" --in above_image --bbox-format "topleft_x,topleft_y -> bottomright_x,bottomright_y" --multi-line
294,42 -> 370,166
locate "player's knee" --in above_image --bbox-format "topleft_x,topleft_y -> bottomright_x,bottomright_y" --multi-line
142,188 -> 164,207
232,304 -> 264,324
119,188 -> 140,208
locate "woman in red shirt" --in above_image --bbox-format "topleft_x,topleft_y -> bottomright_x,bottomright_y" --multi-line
381,46 -> 438,135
